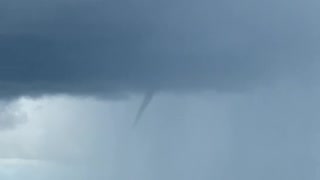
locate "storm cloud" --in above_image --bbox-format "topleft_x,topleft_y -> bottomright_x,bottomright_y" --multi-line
1,0 -> 320,98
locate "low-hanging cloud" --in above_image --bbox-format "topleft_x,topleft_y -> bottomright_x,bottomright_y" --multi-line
1,0 -> 319,99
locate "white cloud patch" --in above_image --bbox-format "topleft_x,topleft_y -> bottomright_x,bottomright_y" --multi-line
0,100 -> 27,130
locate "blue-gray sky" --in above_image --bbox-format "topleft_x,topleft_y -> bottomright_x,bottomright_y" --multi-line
1,77 -> 320,180
1,0 -> 320,179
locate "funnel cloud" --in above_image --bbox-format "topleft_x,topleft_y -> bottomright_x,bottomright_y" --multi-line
133,90 -> 155,125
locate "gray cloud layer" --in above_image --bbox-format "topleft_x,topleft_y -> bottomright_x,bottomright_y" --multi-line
1,0 -> 319,98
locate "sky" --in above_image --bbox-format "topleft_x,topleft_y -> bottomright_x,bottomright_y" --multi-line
1,0 -> 320,179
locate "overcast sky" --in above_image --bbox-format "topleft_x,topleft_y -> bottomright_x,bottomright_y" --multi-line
1,0 -> 320,179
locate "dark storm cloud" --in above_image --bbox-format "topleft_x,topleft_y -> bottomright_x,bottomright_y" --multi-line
1,0 -> 319,98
